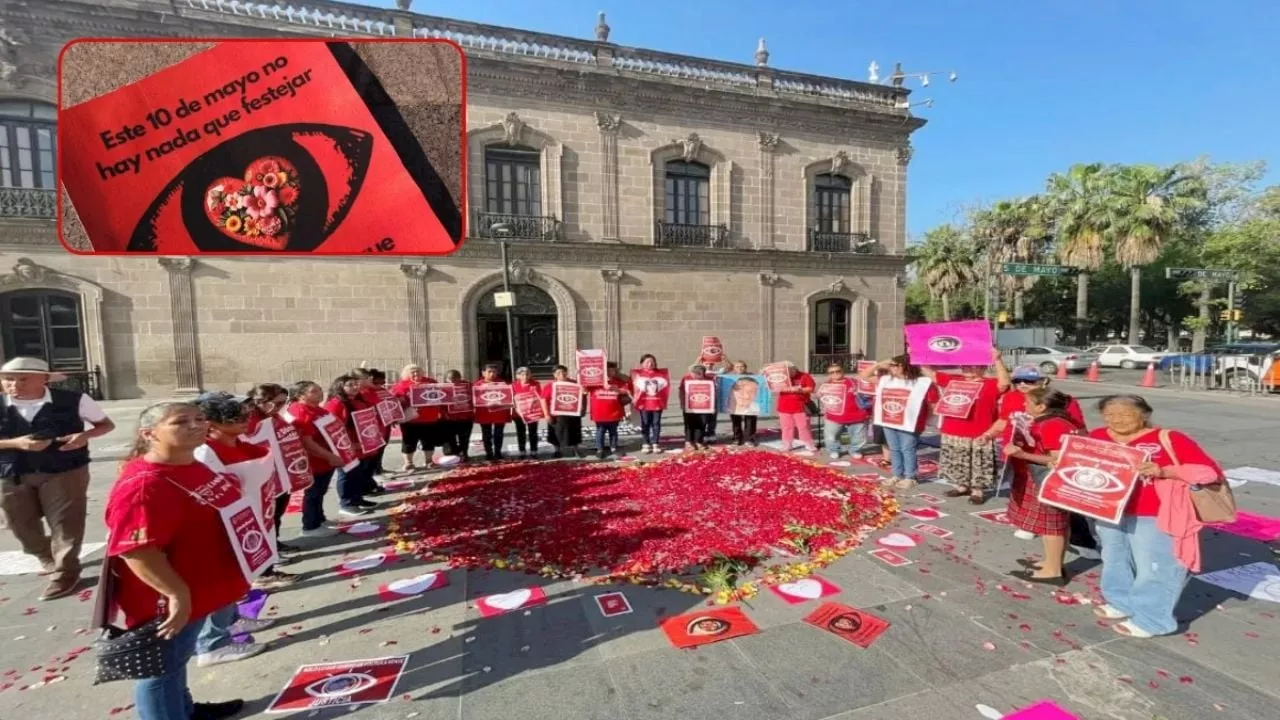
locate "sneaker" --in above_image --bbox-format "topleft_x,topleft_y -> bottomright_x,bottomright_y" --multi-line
372,473 -> 388,483
356,499 -> 378,509
1013,530 -> 1037,540
273,553 -> 299,566
1071,545 -> 1102,560
829,452 -> 841,461
191,699 -> 245,720
300,525 -> 341,538
339,505 -> 372,517
38,576 -> 80,601
195,643 -> 266,667
229,617 -> 274,635
253,571 -> 298,591
366,485 -> 386,496
642,444 -> 652,454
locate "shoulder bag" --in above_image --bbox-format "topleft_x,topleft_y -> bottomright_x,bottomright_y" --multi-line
1157,429 -> 1237,524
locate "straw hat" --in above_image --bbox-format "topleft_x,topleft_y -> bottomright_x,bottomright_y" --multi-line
0,357 -> 66,381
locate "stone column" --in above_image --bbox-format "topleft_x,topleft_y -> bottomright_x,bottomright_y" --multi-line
894,143 -> 913,253
595,112 -> 622,241
157,257 -> 202,395
758,272 -> 780,364
601,268 -> 624,362
757,132 -> 780,249
400,262 -> 432,369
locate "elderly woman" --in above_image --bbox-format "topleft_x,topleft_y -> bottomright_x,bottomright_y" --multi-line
391,364 -> 440,471
1087,394 -> 1225,638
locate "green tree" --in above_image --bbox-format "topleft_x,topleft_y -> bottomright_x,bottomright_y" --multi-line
1046,163 -> 1110,345
973,197 -> 1053,324
910,224 -> 977,321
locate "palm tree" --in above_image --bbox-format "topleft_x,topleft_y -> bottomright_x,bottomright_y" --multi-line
1046,163 -> 1109,345
972,197 -> 1053,323
1105,164 -> 1207,344
911,225 -> 976,320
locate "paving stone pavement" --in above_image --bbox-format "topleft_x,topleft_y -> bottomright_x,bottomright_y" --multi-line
0,391 -> 1277,719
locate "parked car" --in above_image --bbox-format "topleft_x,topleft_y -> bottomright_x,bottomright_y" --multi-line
1001,346 -> 1098,374
1214,344 -> 1280,391
1158,344 -> 1236,373
1083,344 -> 1167,369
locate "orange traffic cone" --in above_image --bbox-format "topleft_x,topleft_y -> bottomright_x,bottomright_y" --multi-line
1084,361 -> 1100,383
1139,362 -> 1157,388
1055,362 -> 1068,380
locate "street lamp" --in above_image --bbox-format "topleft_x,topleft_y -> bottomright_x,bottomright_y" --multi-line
490,222 -> 519,380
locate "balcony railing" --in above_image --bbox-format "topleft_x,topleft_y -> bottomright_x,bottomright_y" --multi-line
50,366 -> 105,401
654,221 -> 730,249
808,353 -> 866,374
472,212 -> 562,242
0,187 -> 55,219
808,229 -> 875,254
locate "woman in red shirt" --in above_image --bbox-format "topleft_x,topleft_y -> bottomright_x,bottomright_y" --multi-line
511,366 -> 543,459
540,365 -> 585,458
285,381 -> 345,535
631,354 -> 669,454
589,362 -> 630,459
351,368 -> 389,488
1087,394 -> 1224,638
323,375 -> 379,513
819,362 -> 870,459
474,363 -> 513,462
440,369 -> 475,460
857,355 -> 941,489
920,347 -> 1010,504
104,402 -> 250,720
678,364 -> 716,451
245,383 -> 295,557
774,363 -> 817,453
391,364 -> 440,470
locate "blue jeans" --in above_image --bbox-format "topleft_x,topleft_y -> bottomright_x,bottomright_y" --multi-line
595,422 -> 619,452
196,602 -> 238,655
823,421 -> 868,455
638,410 -> 662,445
335,460 -> 369,507
134,618 -> 201,720
1094,514 -> 1187,635
881,428 -> 920,479
302,469 -> 334,530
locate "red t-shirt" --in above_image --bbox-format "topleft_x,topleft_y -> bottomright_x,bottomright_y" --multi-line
206,438 -> 270,465
286,402 -> 334,473
821,377 -> 869,424
998,391 -> 1086,444
104,459 -> 250,629
1030,416 -> 1083,454
934,372 -> 1004,439
589,378 -> 629,423
775,372 -> 817,414
392,378 -> 441,424
473,380 -> 514,425
1085,427 -> 1220,517
322,396 -> 380,458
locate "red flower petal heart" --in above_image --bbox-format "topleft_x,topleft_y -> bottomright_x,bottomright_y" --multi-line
203,156 -> 301,250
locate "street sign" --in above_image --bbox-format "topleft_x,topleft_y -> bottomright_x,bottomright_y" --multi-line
1165,267 -> 1239,282
1001,263 -> 1079,277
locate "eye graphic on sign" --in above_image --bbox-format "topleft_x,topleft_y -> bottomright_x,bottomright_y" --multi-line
821,395 -> 840,406
828,613 -> 863,634
942,393 -> 974,406
335,434 -> 351,450
303,672 -> 378,699
361,425 -> 379,438
425,389 -> 446,402
927,336 -> 962,353
1134,443 -> 1161,456
883,401 -> 905,414
557,393 -> 577,404
686,617 -> 730,637
767,372 -> 787,383
128,124 -> 374,253
1058,466 -> 1126,493
240,530 -> 265,554
287,457 -> 310,475
704,346 -> 722,358
481,391 -> 505,403
691,392 -> 710,404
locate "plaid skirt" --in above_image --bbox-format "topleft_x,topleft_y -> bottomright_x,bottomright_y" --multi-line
1005,461 -> 1068,536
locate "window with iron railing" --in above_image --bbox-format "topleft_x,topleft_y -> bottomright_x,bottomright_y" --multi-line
814,173 -> 851,234
479,146 -> 559,240
657,160 -> 725,247
0,100 -> 56,220
813,298 -> 852,356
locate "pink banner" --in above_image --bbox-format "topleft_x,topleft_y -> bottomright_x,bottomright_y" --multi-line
1209,511 -> 1280,542
904,320 -> 992,366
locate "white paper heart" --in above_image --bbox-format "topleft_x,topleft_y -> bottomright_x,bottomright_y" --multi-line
342,553 -> 386,572
484,588 -> 532,610
387,573 -> 439,595
435,455 -> 462,467
778,578 -> 824,599
975,704 -> 1004,720
345,522 -> 380,535
829,460 -> 852,467
877,533 -> 917,548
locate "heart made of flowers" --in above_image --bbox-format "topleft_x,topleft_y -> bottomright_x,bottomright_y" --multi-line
387,573 -> 441,595
483,589 -> 532,610
777,578 -> 824,599
877,532 -> 919,549
203,156 -> 301,250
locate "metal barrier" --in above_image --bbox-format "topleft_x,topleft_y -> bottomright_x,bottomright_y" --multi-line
1169,353 -> 1277,396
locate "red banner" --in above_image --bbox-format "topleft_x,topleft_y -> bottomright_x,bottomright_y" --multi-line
935,380 -> 983,419
1037,435 -> 1148,524
576,349 -> 607,388
700,336 -> 724,365
762,362 -> 792,392
472,382 -> 514,408
351,407 -> 385,456
683,379 -> 716,414
313,414 -> 360,470
878,387 -> 912,427
272,419 -> 313,492
372,388 -> 405,426
58,41 -> 458,255
631,368 -> 671,411
855,360 -> 878,395
550,382 -> 583,416
446,382 -> 473,414
515,392 -> 546,423
410,383 -> 451,407
816,382 -> 848,417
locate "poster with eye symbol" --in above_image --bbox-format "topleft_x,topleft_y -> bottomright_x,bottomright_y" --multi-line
1036,435 -> 1148,524
903,320 -> 992,366
57,39 -> 463,255
659,606 -> 759,649
266,655 -> 408,713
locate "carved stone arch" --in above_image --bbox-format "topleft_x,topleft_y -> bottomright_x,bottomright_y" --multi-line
467,116 -> 565,226
458,268 -> 579,375
801,155 -> 872,239
803,285 -> 873,361
0,258 -> 110,398
649,135 -> 734,243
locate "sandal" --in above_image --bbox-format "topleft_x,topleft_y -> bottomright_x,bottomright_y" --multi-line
1093,604 -> 1129,620
1112,620 -> 1153,638
1016,558 -> 1042,569
944,487 -> 971,498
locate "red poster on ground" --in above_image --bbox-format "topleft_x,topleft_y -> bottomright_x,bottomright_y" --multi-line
472,382 -> 514,408
58,41 -> 457,255
1037,435 -> 1148,524
855,360 -> 877,395
803,602 -> 891,649
410,383 -> 451,408
630,368 -> 671,411
475,587 -> 548,617
700,336 -> 724,364
446,382 -> 473,414
266,655 -> 408,713
762,362 -> 792,392
550,382 -> 583,416
351,407 -> 385,456
816,383 -> 848,417
877,387 -> 912,427
515,392 -> 546,422
660,606 -> 759,649
576,349 -> 607,388
935,380 -> 983,419
683,379 -> 716,414
312,414 -> 359,471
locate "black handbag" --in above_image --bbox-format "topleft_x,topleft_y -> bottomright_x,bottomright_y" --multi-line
90,556 -> 178,684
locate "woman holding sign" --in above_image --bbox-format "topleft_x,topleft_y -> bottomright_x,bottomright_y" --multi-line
858,355 -> 939,489
774,363 -> 818,453
679,364 -> 717,451
285,381 -> 345,536
511,366 -> 544,459
323,375 -> 378,515
1086,395 -> 1226,638
391,364 -> 440,471
631,354 -> 669,454
244,384 -> 297,559
919,348 -> 1010,503
540,365 -> 585,459
104,402 -> 254,720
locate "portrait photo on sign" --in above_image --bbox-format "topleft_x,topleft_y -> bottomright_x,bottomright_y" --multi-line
57,39 -> 465,256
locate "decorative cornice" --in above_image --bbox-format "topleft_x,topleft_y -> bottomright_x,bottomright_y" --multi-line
757,131 -> 781,152
676,133 -> 703,163
501,112 -> 526,146
400,262 -> 431,279
829,277 -> 849,293
0,257 -> 48,286
758,272 -> 782,286
158,257 -> 196,273
896,143 -> 914,166
600,268 -> 625,283
831,150 -> 851,176
594,111 -> 623,133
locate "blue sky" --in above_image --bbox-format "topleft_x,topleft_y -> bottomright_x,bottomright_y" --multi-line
370,0 -> 1280,238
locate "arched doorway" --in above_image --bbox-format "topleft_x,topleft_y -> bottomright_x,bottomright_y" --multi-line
0,289 -> 100,397
476,284 -> 559,377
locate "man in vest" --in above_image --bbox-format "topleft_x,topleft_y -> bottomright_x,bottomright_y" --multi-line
0,357 -> 115,600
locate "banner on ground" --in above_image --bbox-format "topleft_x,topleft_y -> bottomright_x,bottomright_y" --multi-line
904,320 -> 992,366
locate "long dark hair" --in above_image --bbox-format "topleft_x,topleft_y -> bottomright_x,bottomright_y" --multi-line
638,353 -> 657,368
327,374 -> 359,416
890,354 -> 922,381
1027,387 -> 1080,428
248,383 -> 287,411
290,380 -> 320,402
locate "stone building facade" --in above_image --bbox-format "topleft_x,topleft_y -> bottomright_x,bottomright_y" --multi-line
0,0 -> 923,399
